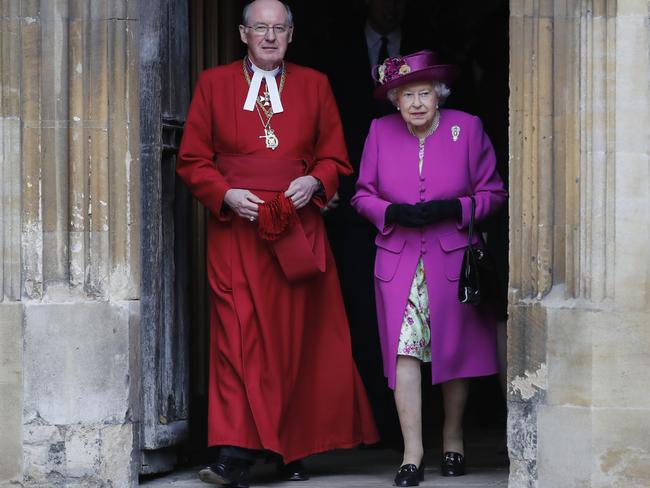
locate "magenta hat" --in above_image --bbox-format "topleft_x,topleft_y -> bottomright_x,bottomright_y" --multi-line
372,50 -> 459,100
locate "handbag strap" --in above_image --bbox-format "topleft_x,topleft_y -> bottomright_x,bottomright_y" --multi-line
467,196 -> 476,246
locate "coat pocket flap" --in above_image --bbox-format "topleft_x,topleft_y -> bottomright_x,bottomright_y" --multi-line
439,231 -> 479,252
375,234 -> 406,253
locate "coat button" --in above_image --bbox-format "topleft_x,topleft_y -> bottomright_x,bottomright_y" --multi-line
419,187 -> 425,193
421,248 -> 427,254
419,195 -> 425,201
420,176 -> 426,181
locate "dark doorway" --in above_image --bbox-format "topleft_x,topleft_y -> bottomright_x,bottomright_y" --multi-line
291,0 -> 510,455
180,0 -> 510,470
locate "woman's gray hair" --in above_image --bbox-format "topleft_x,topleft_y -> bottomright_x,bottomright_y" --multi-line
387,81 -> 451,106
243,1 -> 294,27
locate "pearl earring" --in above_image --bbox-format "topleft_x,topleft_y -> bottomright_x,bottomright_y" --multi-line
397,106 -> 400,111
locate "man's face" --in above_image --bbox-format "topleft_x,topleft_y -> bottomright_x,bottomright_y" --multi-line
239,0 -> 293,70
367,0 -> 407,35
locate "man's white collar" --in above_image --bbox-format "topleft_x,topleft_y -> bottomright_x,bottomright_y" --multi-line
243,60 -> 284,114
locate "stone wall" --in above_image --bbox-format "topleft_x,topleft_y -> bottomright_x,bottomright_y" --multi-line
508,1 -> 650,487
0,1 -> 141,486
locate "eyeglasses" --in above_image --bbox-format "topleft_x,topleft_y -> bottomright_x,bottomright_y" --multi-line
245,24 -> 291,36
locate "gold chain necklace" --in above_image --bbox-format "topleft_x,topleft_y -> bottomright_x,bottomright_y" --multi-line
254,103 -> 279,150
408,110 -> 441,173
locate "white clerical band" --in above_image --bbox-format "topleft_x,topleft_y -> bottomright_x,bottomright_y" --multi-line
243,62 -> 283,114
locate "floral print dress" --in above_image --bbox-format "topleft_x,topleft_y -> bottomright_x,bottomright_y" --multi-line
397,258 -> 432,362
396,125 -> 438,362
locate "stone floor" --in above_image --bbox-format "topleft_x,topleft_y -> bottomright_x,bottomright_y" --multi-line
141,436 -> 509,488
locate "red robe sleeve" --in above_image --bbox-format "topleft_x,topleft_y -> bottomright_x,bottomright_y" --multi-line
308,74 -> 353,208
177,71 -> 232,220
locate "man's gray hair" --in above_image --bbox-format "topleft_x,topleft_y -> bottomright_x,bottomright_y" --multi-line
242,1 -> 294,27
387,81 -> 451,106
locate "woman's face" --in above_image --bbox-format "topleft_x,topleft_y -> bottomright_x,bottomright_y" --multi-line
396,81 -> 438,132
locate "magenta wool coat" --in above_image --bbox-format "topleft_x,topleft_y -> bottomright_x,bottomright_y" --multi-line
351,109 -> 507,389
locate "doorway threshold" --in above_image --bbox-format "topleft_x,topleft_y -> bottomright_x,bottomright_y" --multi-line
141,442 -> 508,487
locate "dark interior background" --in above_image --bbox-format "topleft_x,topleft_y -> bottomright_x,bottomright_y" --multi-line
184,0 -> 510,466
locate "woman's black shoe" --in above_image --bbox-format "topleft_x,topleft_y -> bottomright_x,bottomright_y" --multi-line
394,462 -> 424,487
440,451 -> 466,477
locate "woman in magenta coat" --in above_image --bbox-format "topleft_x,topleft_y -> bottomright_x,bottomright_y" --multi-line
351,50 -> 507,486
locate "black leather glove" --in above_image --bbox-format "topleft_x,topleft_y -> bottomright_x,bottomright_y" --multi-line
385,203 -> 428,227
416,199 -> 461,224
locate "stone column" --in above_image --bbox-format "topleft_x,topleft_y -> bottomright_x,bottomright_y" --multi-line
1,1 -> 24,484
508,1 -> 650,486
0,1 -> 141,486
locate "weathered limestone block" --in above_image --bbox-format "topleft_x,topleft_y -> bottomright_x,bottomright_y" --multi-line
507,400 -> 536,453
538,404 -> 650,488
99,424 -> 137,488
22,423 -> 136,488
507,301 -> 547,391
19,301 -> 139,487
0,303 -> 23,484
537,405 -> 592,488
534,302 -> 650,487
590,311 -> 650,408
507,302 -> 546,488
593,408 -> 650,488
545,306 -> 593,407
508,401 -> 538,480
509,459 -> 538,488
23,424 -> 65,484
63,425 -> 102,479
23,302 -> 135,425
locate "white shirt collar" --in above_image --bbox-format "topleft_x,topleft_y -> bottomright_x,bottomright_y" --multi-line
243,58 -> 284,113
248,59 -> 281,77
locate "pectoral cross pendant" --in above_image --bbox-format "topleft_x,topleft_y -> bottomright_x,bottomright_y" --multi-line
259,90 -> 271,107
259,128 -> 279,150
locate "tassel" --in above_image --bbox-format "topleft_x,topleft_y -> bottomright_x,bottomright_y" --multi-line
257,193 -> 298,241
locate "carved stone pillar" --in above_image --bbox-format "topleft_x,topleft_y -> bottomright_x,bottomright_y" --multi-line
0,2 -> 24,482
0,1 -> 140,485
508,1 -> 650,486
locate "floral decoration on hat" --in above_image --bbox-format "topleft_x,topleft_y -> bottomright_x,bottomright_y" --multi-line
376,57 -> 412,85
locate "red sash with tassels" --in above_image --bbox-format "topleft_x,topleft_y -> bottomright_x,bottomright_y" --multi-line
217,154 -> 326,282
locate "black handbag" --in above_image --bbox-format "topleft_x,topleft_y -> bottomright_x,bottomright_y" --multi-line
458,197 -> 496,305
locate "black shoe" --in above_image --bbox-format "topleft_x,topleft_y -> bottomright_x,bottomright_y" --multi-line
277,459 -> 309,481
394,462 -> 424,487
440,451 -> 466,477
198,457 -> 250,487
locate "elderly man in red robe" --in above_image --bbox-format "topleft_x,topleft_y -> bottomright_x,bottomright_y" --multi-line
177,1 -> 379,486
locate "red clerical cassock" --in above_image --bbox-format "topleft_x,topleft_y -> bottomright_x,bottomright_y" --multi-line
177,59 -> 379,462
